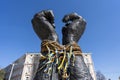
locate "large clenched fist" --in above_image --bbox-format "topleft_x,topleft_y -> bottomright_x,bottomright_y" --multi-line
31,10 -> 59,42
62,13 -> 86,45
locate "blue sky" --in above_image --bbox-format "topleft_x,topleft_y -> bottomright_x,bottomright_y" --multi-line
0,0 -> 120,79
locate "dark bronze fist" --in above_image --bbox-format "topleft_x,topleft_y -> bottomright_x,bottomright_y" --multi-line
62,13 -> 86,45
31,10 -> 59,42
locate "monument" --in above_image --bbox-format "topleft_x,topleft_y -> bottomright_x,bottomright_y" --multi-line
31,10 -> 93,80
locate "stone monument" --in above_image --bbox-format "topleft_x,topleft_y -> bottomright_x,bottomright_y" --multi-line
31,10 -> 93,80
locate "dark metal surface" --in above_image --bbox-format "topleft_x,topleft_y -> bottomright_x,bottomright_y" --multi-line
33,59 -> 59,80
62,13 -> 86,45
32,10 -> 93,80
31,10 -> 59,42
70,56 -> 93,80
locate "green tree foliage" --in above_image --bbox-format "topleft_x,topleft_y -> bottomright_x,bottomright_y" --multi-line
0,69 -> 5,80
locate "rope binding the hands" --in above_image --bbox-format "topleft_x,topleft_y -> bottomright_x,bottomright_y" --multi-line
37,40 -> 82,79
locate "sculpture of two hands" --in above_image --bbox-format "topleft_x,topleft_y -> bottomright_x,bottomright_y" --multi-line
31,10 -> 93,80
31,10 -> 86,45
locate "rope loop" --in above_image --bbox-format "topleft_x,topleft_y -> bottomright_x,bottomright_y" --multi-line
38,40 -> 82,79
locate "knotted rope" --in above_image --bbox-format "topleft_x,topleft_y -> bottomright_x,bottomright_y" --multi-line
37,40 -> 82,79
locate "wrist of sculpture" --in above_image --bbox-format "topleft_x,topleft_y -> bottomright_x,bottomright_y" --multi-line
65,42 -> 83,56
41,40 -> 63,54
